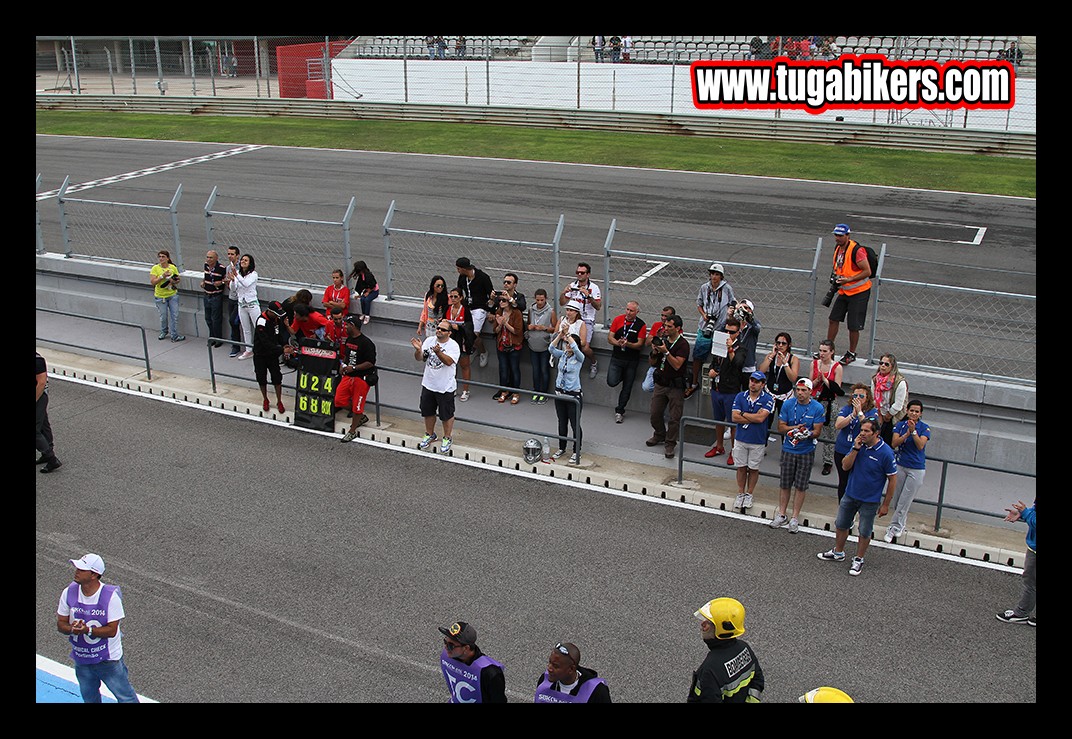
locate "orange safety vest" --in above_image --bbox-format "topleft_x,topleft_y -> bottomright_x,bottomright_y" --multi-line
833,239 -> 871,296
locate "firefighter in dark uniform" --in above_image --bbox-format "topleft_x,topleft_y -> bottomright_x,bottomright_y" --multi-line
687,597 -> 764,703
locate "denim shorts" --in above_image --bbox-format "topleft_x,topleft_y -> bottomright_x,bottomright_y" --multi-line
835,495 -> 881,539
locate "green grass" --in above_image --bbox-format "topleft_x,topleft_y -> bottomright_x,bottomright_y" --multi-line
36,110 -> 1035,198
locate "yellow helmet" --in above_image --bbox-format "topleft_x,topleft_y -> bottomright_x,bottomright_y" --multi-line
799,687 -> 854,703
694,597 -> 745,639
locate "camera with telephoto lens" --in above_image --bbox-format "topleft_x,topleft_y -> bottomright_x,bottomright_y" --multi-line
820,273 -> 839,307
700,317 -> 716,338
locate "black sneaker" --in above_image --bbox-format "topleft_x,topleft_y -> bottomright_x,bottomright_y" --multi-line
1028,616 -> 1036,627
40,457 -> 63,474
840,351 -> 857,365
995,609 -> 1030,624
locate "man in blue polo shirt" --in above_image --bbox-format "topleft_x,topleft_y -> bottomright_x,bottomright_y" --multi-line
770,377 -> 826,533
730,371 -> 775,511
817,418 -> 898,577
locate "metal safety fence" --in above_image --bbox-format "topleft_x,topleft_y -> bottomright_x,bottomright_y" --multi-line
36,180 -> 1037,385
53,177 -> 183,267
601,221 -> 824,351
204,187 -> 357,289
381,201 -> 564,302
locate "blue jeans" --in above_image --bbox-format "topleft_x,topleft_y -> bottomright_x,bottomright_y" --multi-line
498,347 -> 521,393
359,289 -> 379,316
155,294 -> 180,338
530,349 -> 550,394
203,293 -> 224,340
835,495 -> 881,539
606,357 -> 639,414
75,659 -> 139,703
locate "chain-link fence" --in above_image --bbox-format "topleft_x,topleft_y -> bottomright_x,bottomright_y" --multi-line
205,188 -> 357,289
37,35 -> 1036,133
382,203 -> 564,302
602,224 -> 823,350
869,279 -> 1035,381
54,178 -> 183,267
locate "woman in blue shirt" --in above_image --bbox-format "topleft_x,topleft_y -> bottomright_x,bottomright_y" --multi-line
549,324 -> 586,465
832,383 -> 880,502
886,399 -> 930,542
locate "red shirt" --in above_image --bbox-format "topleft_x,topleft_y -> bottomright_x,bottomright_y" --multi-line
323,284 -> 351,313
291,310 -> 330,338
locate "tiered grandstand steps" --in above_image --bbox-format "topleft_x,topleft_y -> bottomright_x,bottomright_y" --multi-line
346,36 -> 535,60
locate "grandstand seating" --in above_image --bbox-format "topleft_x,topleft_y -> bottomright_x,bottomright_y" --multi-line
340,35 -> 1033,75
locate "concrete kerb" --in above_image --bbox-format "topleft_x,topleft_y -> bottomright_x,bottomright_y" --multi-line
39,346 -> 1027,569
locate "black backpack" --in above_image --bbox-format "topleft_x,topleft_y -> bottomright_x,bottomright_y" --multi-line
854,242 -> 879,279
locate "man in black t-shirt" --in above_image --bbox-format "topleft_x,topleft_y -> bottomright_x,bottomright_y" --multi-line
36,352 -> 62,473
455,257 -> 494,368
646,314 -> 690,459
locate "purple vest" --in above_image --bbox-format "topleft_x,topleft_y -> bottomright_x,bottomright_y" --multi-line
440,649 -> 504,703
534,672 -> 605,703
66,582 -> 120,664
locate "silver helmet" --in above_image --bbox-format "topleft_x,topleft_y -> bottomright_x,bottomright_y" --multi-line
523,438 -> 543,464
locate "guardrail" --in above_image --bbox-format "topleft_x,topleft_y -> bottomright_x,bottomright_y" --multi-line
35,308 -> 153,380
674,414 -> 1034,529
36,94 -> 1036,157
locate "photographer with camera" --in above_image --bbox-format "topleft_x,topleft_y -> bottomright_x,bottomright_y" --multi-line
549,317 -> 587,465
688,263 -> 735,399
646,314 -> 690,459
823,224 -> 872,365
150,249 -> 185,343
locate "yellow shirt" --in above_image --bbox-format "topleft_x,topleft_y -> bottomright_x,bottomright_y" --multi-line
151,264 -> 179,299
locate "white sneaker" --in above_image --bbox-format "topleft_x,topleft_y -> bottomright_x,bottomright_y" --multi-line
769,513 -> 789,529
733,493 -> 746,509
459,390 -> 470,402
567,453 -> 580,465
741,493 -> 754,510
614,412 -> 624,423
237,350 -> 253,360
883,528 -> 895,543
589,362 -> 598,378
849,557 -> 864,576
788,517 -> 800,533
478,352 -> 488,368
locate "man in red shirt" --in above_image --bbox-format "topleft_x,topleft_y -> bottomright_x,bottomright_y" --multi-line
288,303 -> 329,340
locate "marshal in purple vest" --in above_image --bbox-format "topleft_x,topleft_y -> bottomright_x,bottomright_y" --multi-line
534,672 -> 606,703
440,648 -> 504,703
65,582 -> 120,665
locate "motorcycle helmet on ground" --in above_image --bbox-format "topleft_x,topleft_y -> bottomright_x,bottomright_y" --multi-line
523,438 -> 543,464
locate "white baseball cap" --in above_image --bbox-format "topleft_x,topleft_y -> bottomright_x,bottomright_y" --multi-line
70,553 -> 105,574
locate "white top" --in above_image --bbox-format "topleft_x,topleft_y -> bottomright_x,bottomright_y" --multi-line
57,584 -> 126,660
420,335 -> 461,393
232,270 -> 259,304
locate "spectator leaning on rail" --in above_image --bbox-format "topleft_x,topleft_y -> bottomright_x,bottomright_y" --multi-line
825,223 -> 872,365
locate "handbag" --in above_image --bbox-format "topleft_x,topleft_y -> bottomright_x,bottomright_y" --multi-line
363,367 -> 379,387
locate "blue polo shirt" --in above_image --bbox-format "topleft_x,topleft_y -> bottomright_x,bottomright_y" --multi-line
834,405 -> 881,455
732,389 -> 775,445
892,419 -> 930,470
779,396 -> 826,454
845,438 -> 898,503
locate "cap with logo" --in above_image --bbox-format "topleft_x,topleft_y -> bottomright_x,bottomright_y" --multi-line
709,263 -> 725,275
832,223 -> 851,236
749,370 -> 766,382
438,621 -> 477,646
795,377 -> 814,390
70,553 -> 105,575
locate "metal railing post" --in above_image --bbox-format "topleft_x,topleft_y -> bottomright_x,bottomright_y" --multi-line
382,199 -> 397,299
342,196 -> 356,267
602,218 -> 616,327
169,183 -> 184,271
56,176 -> 72,257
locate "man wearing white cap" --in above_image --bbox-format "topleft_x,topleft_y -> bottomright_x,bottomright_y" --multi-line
688,263 -> 735,398
825,223 -> 872,365
56,554 -> 140,702
770,377 -> 826,533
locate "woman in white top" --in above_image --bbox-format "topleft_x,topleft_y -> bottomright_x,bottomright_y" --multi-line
871,352 -> 909,445
553,300 -> 587,368
227,253 -> 260,359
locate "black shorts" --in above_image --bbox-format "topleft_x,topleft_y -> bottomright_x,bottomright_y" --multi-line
828,289 -> 870,332
419,387 -> 456,422
253,354 -> 283,386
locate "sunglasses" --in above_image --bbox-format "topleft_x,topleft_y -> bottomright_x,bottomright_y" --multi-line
879,361 -> 892,367
576,271 -> 588,275
775,340 -> 788,345
436,326 -> 451,332
503,280 -> 514,285
444,639 -> 463,650
726,330 -> 738,335
434,283 -> 445,288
